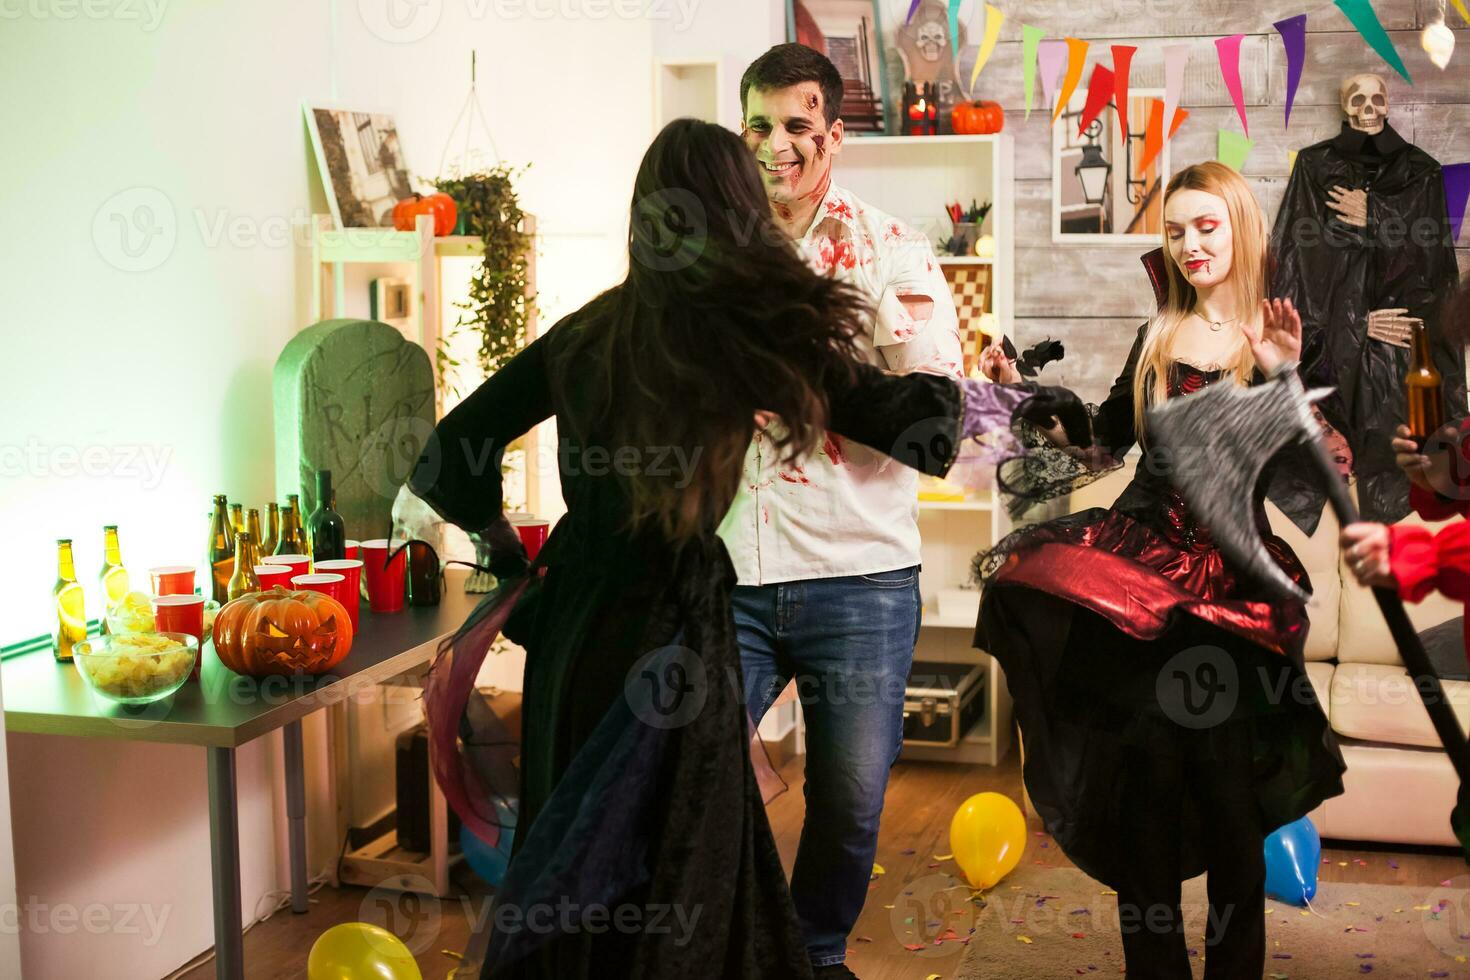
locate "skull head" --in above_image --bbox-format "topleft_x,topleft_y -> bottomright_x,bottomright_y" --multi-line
1340,73 -> 1388,135
916,19 -> 946,61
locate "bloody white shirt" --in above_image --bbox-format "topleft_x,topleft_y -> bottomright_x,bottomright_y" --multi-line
717,183 -> 964,586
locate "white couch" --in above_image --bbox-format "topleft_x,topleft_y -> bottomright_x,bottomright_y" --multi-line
1062,460 -> 1466,847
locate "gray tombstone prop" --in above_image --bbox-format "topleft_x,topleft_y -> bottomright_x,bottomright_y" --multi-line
273,319 -> 435,542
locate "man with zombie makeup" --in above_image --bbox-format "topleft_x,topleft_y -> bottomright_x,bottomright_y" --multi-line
1270,72 -> 1465,529
719,43 -> 964,978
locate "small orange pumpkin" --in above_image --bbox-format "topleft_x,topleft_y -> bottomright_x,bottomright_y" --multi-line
212,587 -> 354,676
951,100 -> 1005,135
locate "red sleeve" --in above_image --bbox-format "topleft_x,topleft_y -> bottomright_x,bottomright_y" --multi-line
1391,521 -> 1470,604
1409,482 -> 1470,522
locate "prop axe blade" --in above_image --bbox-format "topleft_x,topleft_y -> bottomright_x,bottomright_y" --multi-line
1149,365 -> 1470,859
1146,374 -> 1329,602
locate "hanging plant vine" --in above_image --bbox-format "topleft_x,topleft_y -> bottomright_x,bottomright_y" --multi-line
433,164 -> 535,396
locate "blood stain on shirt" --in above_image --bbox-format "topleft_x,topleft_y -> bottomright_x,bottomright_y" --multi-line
823,434 -> 848,467
778,466 -> 812,486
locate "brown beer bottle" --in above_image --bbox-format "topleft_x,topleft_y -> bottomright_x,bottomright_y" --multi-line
207,494 -> 235,603
52,539 -> 87,662
98,525 -> 130,634
227,531 -> 262,600
1406,319 -> 1444,450
262,502 -> 280,556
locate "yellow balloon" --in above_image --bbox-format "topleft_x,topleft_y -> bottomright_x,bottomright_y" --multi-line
307,923 -> 423,980
949,792 -> 1026,890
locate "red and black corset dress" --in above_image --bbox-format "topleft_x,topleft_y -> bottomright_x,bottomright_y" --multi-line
976,344 -> 1346,891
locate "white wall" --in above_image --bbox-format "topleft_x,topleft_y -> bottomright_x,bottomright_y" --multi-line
1,0 -> 652,974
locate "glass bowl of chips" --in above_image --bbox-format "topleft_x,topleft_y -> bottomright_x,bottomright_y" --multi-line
73,632 -> 198,705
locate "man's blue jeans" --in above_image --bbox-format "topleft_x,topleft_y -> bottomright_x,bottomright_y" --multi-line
732,566 -> 920,968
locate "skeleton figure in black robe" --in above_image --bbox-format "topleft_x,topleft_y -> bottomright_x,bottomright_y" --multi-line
1269,72 -> 1465,529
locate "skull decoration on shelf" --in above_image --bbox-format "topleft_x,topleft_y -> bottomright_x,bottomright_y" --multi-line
1340,73 -> 1388,134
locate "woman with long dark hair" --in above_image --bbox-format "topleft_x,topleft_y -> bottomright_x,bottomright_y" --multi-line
406,118 -> 1086,979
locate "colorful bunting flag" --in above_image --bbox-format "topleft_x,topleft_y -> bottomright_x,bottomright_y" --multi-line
1453,0 -> 1470,27
1038,39 -> 1068,114
948,0 -> 963,61
1078,64 -> 1116,137
1162,43 -> 1191,149
905,0 -> 921,25
1218,130 -> 1255,172
1112,45 -> 1137,136
969,4 -> 1006,94
1334,0 -> 1412,83
1274,15 -> 1308,126
1140,98 -> 1188,173
1289,149 -> 1299,172
1053,38 -> 1090,123
1022,25 -> 1046,118
1445,162 -> 1470,242
1215,34 -> 1249,136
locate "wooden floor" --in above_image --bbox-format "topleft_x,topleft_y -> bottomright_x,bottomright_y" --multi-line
179,750 -> 1468,980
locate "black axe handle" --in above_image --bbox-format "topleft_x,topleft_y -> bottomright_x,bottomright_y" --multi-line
1305,433 -> 1470,784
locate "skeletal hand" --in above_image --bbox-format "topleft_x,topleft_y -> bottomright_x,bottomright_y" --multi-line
979,344 -> 1022,384
1366,308 -> 1419,348
1340,522 -> 1395,588
1328,185 -> 1368,228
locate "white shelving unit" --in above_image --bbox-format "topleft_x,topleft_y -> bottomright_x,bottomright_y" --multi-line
838,134 -> 1017,766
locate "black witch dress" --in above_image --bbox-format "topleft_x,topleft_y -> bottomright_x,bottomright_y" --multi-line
407,299 -> 979,979
977,327 -> 1347,891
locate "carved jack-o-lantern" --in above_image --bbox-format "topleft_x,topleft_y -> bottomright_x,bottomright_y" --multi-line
212,588 -> 354,676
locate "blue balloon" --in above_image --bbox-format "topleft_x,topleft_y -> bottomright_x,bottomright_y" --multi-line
1263,815 -> 1321,906
460,800 -> 517,887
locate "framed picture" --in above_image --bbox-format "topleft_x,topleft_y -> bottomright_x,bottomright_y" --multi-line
370,277 -> 414,340
786,0 -> 890,134
893,0 -> 968,134
304,102 -> 415,229
1052,87 -> 1170,245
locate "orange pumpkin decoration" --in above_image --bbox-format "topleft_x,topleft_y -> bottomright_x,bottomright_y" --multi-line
211,587 -> 354,676
951,100 -> 1005,135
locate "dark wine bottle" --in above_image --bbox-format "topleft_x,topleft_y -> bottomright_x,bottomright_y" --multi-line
307,470 -> 347,562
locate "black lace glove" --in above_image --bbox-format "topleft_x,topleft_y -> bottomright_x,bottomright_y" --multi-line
1015,383 -> 1094,450
472,514 -> 530,581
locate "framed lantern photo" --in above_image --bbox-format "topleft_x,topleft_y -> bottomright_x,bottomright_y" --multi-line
1052,87 -> 1169,245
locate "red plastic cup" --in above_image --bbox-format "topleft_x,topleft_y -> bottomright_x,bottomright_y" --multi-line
360,539 -> 406,614
344,540 -> 361,561
313,559 -> 362,631
254,564 -> 294,591
263,554 -> 311,577
290,573 -> 349,613
152,594 -> 205,679
508,515 -> 551,562
148,565 -> 196,597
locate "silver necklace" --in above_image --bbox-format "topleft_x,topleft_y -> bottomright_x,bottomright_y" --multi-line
1194,309 -> 1238,332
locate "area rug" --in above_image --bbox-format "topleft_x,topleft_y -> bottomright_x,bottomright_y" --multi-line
922,864 -> 1470,979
